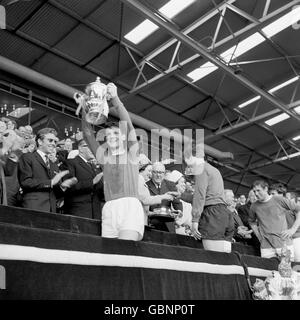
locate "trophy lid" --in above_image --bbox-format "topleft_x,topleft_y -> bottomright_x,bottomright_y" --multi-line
85,77 -> 106,95
92,76 -> 102,85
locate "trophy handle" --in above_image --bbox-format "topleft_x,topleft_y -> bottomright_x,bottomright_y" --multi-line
106,91 -> 112,101
74,92 -> 85,116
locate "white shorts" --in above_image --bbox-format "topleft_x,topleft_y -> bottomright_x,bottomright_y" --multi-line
202,239 -> 232,253
261,245 -> 295,261
102,197 -> 144,240
293,237 -> 300,262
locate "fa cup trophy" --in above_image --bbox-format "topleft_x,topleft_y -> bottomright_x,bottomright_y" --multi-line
74,77 -> 109,125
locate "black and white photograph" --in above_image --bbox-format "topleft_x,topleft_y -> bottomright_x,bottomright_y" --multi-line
0,0 -> 300,303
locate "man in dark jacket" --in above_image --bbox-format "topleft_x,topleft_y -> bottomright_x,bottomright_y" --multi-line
147,162 -> 182,232
18,128 -> 75,213
237,189 -> 257,228
63,139 -> 105,220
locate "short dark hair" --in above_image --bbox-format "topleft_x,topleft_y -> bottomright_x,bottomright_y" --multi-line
139,163 -> 151,173
104,121 -> 120,129
252,180 -> 269,190
36,128 -> 57,146
269,183 -> 287,195
287,191 -> 297,200
77,139 -> 88,148
56,149 -> 68,163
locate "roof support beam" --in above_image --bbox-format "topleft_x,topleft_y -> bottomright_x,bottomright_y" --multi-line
122,3 -> 289,97
220,134 -> 300,176
204,99 -> 300,140
45,0 -> 300,160
263,0 -> 272,17
121,0 -> 300,123
135,0 -> 237,65
249,151 -> 300,171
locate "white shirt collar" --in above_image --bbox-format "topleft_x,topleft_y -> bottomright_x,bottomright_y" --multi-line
37,149 -> 48,163
78,154 -> 88,163
154,181 -> 161,189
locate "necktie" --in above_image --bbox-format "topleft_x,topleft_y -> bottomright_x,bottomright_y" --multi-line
45,155 -> 50,169
156,184 -> 161,193
87,160 -> 95,172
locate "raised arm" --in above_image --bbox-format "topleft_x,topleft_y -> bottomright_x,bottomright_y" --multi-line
81,109 -> 105,164
107,83 -> 136,141
107,83 -> 138,158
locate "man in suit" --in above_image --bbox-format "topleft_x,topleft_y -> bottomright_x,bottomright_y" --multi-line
63,139 -> 105,220
224,189 -> 253,244
18,128 -> 75,213
237,189 -> 257,228
147,162 -> 182,232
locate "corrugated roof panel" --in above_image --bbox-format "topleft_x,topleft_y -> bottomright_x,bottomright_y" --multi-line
268,117 -> 300,137
19,4 -> 78,47
210,139 -> 250,157
87,0 -> 123,39
0,31 -> 45,66
55,24 -> 113,64
162,85 -> 208,113
141,104 -> 192,127
142,77 -> 184,101
123,95 -> 153,114
89,45 -> 140,79
184,99 -> 218,123
54,0 -> 104,17
4,0 -> 44,29
31,52 -> 96,88
230,126 -> 273,149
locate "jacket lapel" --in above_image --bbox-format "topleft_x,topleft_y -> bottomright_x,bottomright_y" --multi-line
147,180 -> 160,195
34,151 -> 48,171
34,151 -> 52,178
77,156 -> 94,175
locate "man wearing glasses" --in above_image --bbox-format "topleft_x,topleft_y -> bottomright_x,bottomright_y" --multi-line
147,162 -> 182,232
18,128 -> 76,213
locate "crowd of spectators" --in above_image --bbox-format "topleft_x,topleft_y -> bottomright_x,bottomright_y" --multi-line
0,84 -> 300,261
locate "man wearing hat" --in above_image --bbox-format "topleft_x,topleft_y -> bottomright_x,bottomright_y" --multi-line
165,170 -> 193,236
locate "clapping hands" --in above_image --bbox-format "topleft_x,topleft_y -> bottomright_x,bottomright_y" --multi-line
51,170 -> 69,186
93,172 -> 103,185
61,177 -> 78,189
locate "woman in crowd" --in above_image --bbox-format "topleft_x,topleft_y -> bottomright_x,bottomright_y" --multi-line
165,170 -> 193,236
